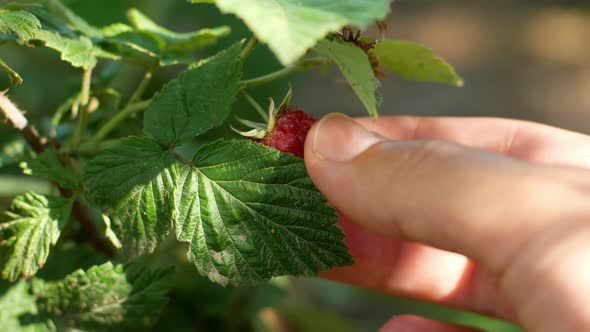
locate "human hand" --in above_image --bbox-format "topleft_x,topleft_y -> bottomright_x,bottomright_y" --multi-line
304,114 -> 590,332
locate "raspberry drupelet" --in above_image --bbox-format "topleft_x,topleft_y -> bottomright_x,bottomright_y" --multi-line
264,109 -> 317,158
234,90 -> 317,158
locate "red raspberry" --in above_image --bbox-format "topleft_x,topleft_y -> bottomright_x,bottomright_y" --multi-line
263,109 -> 317,158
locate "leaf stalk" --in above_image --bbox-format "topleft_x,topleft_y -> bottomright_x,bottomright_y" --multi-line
240,36 -> 258,60
71,68 -> 93,147
89,99 -> 152,145
126,67 -> 155,108
240,57 -> 332,88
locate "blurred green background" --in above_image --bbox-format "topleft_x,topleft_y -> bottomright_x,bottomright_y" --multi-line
2,0 -> 590,331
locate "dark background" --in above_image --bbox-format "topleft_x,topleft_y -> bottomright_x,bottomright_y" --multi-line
1,0 -> 589,330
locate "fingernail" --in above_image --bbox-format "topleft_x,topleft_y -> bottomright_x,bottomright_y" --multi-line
311,113 -> 386,162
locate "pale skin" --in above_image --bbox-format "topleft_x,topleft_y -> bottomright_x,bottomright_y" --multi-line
304,114 -> 590,332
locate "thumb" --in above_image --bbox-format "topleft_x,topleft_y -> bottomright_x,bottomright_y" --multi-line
304,113 -> 585,272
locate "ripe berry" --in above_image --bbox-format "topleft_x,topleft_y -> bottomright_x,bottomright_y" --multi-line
234,90 -> 317,158
263,109 -> 317,158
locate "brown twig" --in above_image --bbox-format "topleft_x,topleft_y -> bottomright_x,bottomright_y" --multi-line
0,90 -> 45,153
0,91 -> 114,257
71,200 -> 114,257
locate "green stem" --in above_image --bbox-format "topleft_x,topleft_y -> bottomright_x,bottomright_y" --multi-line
126,67 -> 155,107
240,90 -> 268,121
88,99 -> 152,145
50,93 -> 81,138
71,68 -> 93,147
60,138 -> 120,156
240,57 -> 331,88
85,68 -> 155,145
240,36 -> 258,61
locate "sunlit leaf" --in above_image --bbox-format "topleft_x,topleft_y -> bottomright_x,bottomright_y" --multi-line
127,8 -> 230,52
315,37 -> 381,117
35,30 -> 118,69
0,9 -> 41,41
33,262 -> 172,330
0,192 -> 72,281
373,40 -> 464,87
83,137 -> 176,258
191,0 -> 391,65
143,43 -> 242,146
83,138 -> 352,286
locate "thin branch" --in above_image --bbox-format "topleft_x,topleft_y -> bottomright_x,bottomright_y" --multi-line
71,68 -> 93,147
89,99 -> 152,145
240,57 -> 332,88
73,204 -> 114,257
60,139 -> 120,157
125,67 -> 155,108
0,90 -> 26,130
0,90 -> 44,153
0,91 -> 114,257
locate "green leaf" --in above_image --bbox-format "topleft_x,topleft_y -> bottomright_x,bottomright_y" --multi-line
315,38 -> 381,117
373,40 -> 464,87
99,28 -> 163,66
5,4 -> 76,37
83,138 -> 352,286
20,149 -> 78,190
127,8 -> 230,53
0,192 -> 72,281
14,0 -> 99,38
177,139 -> 352,286
100,30 -> 196,67
0,58 -> 23,85
0,9 -> 41,41
0,280 -> 49,332
98,11 -> 228,67
33,262 -> 172,330
35,30 -> 117,69
143,43 -> 242,147
193,0 -> 391,65
83,137 -> 176,258
41,0 -> 99,38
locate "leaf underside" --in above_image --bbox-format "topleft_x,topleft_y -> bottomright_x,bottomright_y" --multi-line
373,40 -> 464,87
192,0 -> 391,65
315,37 -> 381,117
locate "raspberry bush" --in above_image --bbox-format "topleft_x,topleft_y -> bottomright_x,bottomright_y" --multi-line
0,0 -> 462,330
